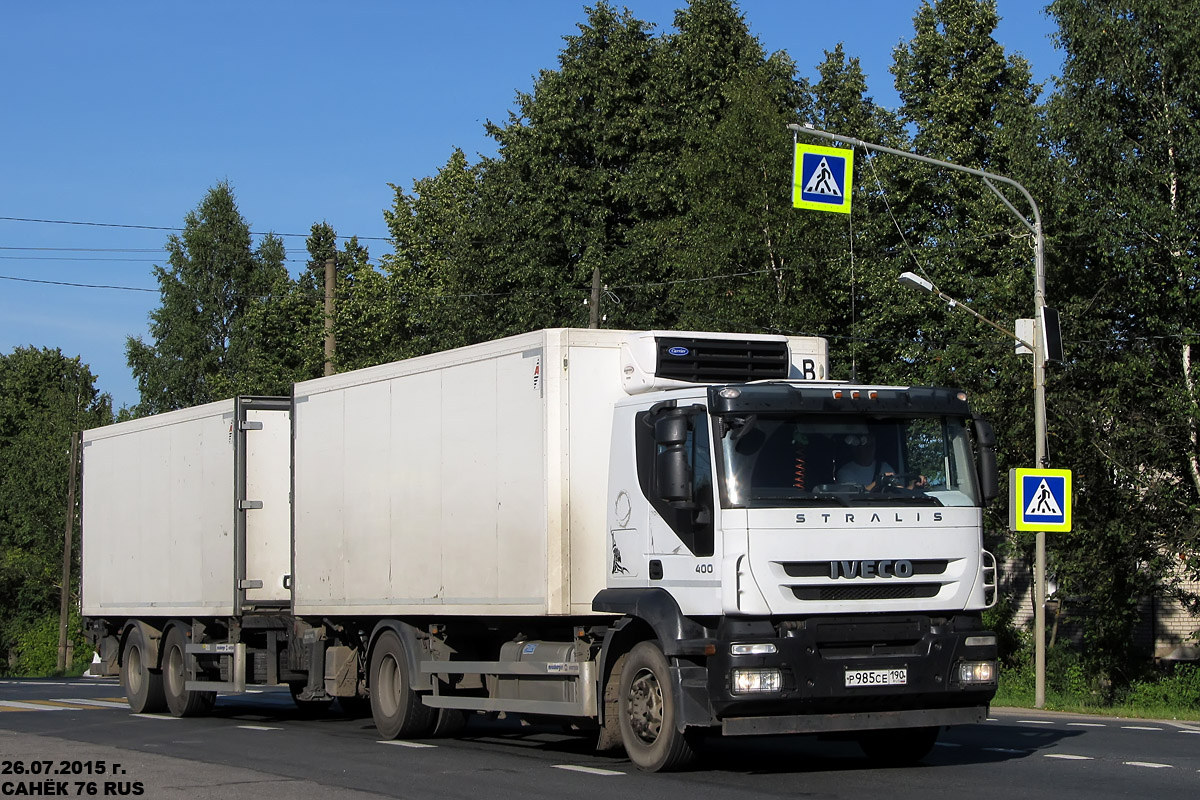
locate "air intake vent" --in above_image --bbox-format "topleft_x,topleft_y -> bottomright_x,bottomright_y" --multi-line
790,584 -> 942,602
655,337 -> 789,383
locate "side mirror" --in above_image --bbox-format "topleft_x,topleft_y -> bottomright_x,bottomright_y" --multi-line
973,417 -> 999,503
654,413 -> 692,502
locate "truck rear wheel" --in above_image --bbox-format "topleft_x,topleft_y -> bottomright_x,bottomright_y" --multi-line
370,630 -> 435,739
162,627 -> 215,717
617,641 -> 696,772
857,726 -> 940,766
121,627 -> 165,714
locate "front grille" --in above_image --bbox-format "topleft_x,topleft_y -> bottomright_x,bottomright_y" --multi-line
790,584 -> 943,601
655,337 -> 789,383
781,560 -> 949,579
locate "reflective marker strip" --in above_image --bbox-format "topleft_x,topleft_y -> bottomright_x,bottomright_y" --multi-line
553,765 -> 625,776
378,740 -> 436,748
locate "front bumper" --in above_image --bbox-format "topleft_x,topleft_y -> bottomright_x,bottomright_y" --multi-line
680,613 -> 997,732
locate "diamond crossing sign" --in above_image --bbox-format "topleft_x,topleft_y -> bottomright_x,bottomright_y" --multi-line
793,143 -> 854,214
1009,468 -> 1072,532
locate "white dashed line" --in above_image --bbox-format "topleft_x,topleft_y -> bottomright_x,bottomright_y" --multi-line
132,713 -> 179,720
1121,725 -> 1163,731
553,765 -> 625,776
1067,722 -> 1105,728
237,725 -> 281,731
983,747 -> 1027,754
1180,730 -> 1200,735
1017,720 -> 1054,725
1045,754 -> 1093,760
1124,761 -> 1172,769
378,740 -> 437,748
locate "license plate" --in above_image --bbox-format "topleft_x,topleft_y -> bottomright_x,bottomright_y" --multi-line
844,668 -> 907,687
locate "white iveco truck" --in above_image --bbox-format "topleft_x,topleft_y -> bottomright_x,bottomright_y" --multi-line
82,329 -> 999,771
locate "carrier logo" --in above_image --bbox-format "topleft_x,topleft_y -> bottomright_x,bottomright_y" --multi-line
667,346 -> 690,356
829,559 -> 914,579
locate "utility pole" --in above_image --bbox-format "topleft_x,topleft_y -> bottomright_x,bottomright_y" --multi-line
324,255 -> 336,376
589,266 -> 602,329
57,431 -> 79,673
791,123 -> 1051,707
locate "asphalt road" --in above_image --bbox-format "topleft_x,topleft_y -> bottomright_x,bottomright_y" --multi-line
1,678 -> 1197,799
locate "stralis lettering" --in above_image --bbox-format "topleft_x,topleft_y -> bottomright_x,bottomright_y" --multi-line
830,559 -> 915,579
796,512 -> 943,524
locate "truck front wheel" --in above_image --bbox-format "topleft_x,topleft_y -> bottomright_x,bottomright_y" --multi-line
370,630 -> 435,739
121,627 -> 165,714
162,627 -> 215,717
617,641 -> 697,772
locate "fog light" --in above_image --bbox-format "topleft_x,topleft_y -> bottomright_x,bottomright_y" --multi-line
959,661 -> 997,684
730,642 -> 778,656
732,668 -> 782,693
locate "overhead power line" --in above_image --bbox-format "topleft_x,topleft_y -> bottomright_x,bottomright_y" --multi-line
0,274 -> 156,292
0,215 -> 391,242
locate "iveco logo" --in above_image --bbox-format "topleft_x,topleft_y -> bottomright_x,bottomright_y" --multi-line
667,346 -> 690,356
830,559 -> 915,579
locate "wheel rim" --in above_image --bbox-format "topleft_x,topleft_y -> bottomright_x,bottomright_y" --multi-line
377,653 -> 402,718
626,667 -> 663,745
166,644 -> 184,697
126,645 -> 143,695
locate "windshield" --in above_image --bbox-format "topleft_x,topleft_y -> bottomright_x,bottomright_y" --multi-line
718,414 -> 981,508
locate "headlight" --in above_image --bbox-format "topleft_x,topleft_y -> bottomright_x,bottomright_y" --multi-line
730,642 -> 778,656
731,668 -> 782,693
958,661 -> 997,684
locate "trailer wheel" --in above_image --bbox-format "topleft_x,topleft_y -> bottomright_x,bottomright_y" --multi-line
121,627 -> 165,714
857,726 -> 940,766
162,627 -> 215,717
617,641 -> 696,772
370,630 -> 435,738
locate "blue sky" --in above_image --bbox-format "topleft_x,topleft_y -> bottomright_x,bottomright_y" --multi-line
0,1 -> 1060,411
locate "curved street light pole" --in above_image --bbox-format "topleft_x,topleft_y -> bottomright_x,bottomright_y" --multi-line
789,124 -> 1050,708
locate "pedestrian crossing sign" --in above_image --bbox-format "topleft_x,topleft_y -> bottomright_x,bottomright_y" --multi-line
1009,468 -> 1072,532
793,143 -> 854,214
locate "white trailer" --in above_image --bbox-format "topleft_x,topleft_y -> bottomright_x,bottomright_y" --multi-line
83,328 -> 999,771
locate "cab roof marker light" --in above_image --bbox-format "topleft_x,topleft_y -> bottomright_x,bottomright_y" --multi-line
868,390 -> 878,400
832,390 -> 843,400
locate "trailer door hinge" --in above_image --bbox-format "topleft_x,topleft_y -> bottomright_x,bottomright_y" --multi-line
238,579 -> 264,590
239,420 -> 264,431
238,500 -> 263,510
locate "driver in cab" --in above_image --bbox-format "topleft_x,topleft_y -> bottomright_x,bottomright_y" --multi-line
837,433 -> 926,491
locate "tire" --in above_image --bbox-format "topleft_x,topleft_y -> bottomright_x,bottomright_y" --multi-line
369,630 -> 435,739
121,626 -> 166,714
288,683 -> 334,717
162,627 -> 215,717
428,708 -> 468,737
857,726 -> 940,766
617,641 -> 697,772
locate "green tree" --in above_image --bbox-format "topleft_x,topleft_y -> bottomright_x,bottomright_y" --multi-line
0,347 -> 111,674
126,182 -> 286,413
1046,0 -> 1200,678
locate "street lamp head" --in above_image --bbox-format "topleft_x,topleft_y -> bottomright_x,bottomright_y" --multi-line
897,271 -> 935,294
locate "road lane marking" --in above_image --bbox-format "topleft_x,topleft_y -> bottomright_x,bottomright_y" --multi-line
1124,761 -> 1172,769
50,698 -> 129,709
237,725 -> 281,731
554,765 -> 624,776
0,700 -> 67,712
378,740 -> 437,748
132,713 -> 180,720
1180,730 -> 1200,735
1067,722 -> 1105,727
1121,725 -> 1163,731
983,747 -> 1027,754
1017,720 -> 1054,725
1045,754 -> 1093,760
